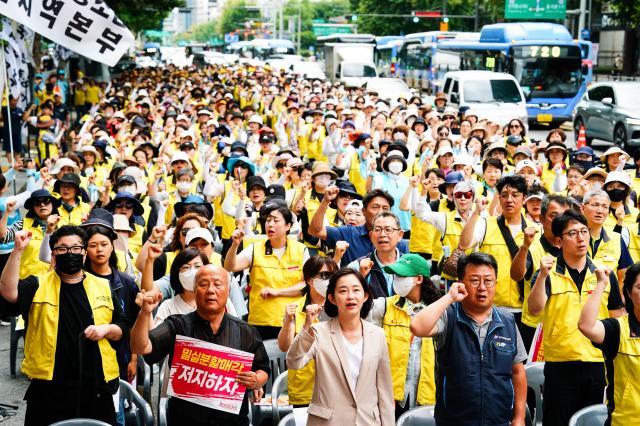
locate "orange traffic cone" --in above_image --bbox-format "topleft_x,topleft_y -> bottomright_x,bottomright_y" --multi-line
577,125 -> 587,148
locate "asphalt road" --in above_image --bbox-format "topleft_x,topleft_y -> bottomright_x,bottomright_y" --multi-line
529,126 -> 615,156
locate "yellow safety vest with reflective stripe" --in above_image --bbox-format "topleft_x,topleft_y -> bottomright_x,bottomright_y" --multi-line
287,296 -> 317,405
248,239 -> 305,327
610,315 -> 640,426
382,296 -> 435,405
22,271 -> 120,382
543,260 -> 610,362
19,218 -> 50,280
480,216 -> 531,308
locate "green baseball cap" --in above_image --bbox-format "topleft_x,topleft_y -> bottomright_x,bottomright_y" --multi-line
383,253 -> 430,277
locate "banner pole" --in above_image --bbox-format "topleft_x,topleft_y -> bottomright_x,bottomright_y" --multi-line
1,40 -> 16,170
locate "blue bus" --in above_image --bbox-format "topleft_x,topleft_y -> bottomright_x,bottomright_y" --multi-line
395,31 -> 471,93
438,23 -> 589,125
375,36 -> 403,77
225,39 -> 296,60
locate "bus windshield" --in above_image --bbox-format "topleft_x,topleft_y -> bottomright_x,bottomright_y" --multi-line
511,45 -> 582,98
463,79 -> 523,103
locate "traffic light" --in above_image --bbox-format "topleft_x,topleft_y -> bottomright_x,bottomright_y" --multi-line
413,16 -> 419,23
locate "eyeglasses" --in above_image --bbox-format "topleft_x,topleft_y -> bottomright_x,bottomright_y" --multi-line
509,124 -> 521,129
276,163 -> 286,168
372,226 -> 400,235
316,271 -> 332,280
33,198 -> 52,206
439,131 -> 449,137
585,202 -> 609,211
562,228 -> 590,239
53,246 -> 84,255
181,227 -> 196,236
291,166 -> 303,173
115,202 -> 133,210
467,278 -> 496,288
454,191 -> 474,200
443,116 -> 454,120
356,101 -> 364,105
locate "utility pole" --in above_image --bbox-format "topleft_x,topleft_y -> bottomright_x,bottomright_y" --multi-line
578,0 -> 587,37
297,3 -> 302,51
474,0 -> 479,31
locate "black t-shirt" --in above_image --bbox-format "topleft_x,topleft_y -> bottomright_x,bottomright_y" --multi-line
14,275 -> 127,392
146,311 -> 271,426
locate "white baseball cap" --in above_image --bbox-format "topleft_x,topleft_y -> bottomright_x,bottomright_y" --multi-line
604,170 -> 631,187
185,228 -> 214,246
515,159 -> 538,174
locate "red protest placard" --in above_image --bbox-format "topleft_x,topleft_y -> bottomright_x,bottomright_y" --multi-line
167,335 -> 255,414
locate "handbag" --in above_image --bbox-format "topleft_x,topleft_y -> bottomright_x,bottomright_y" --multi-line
439,247 -> 465,278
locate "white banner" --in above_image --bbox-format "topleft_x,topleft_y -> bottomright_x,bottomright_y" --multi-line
0,19 -> 32,108
0,0 -> 135,67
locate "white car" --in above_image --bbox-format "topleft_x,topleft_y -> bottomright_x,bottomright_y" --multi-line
442,71 -> 528,128
361,78 -> 413,102
135,56 -> 159,68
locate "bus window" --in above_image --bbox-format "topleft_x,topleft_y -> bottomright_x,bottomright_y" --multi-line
511,45 -> 582,98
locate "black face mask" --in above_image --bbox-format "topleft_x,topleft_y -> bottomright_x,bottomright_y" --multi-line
607,188 -> 627,203
573,159 -> 593,171
55,253 -> 84,275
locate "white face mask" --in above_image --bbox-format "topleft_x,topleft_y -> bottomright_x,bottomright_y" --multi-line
388,161 -> 403,175
178,268 -> 197,292
176,181 -> 192,192
315,175 -> 331,187
119,185 -> 136,194
393,132 -> 405,140
305,116 -> 313,124
312,278 -> 329,298
393,275 -> 415,297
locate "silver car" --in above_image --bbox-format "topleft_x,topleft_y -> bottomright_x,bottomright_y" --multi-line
574,82 -> 640,152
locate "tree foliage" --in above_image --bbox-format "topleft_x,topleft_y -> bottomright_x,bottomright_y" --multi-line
608,0 -> 640,27
107,0 -> 185,34
217,0 -> 260,35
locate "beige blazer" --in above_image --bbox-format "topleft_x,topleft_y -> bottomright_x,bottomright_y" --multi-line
286,317 -> 395,426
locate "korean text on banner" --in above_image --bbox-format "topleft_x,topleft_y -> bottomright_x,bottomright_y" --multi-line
167,335 -> 255,415
0,0 -> 134,67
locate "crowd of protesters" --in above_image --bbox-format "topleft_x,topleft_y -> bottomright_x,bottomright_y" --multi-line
0,61 -> 639,426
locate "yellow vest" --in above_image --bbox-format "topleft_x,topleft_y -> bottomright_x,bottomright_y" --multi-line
57,202 -> 92,226
440,212 -> 472,280
431,199 -> 454,263
628,228 -> 640,263
129,223 -> 144,255
480,216 -> 531,308
540,166 -> 563,192
604,206 -> 640,233
382,296 -> 436,405
288,296 -> 317,405
409,213 -> 434,254
610,315 -> 640,426
248,239 -> 305,327
19,218 -> 50,279
349,151 -> 366,196
522,237 -> 557,328
22,271 -> 120,381
221,180 -> 244,240
589,230 -> 622,274
543,260 -> 610,362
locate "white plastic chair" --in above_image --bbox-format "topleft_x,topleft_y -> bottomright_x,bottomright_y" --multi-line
568,404 -> 608,426
525,362 -> 545,426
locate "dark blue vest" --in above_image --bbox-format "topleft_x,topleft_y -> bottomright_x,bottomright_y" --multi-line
435,304 -> 518,426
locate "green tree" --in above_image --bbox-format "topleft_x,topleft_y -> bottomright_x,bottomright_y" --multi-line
218,0 -> 260,35
608,0 -> 640,26
108,0 -> 185,35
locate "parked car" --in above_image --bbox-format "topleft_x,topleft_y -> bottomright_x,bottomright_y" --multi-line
361,78 -> 413,102
289,61 -> 326,80
442,71 -> 528,128
573,82 -> 640,152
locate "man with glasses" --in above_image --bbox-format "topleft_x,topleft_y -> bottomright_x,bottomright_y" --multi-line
528,210 -> 625,426
0,226 -> 127,425
459,175 -> 534,317
346,211 -> 404,298
310,188 -> 408,267
410,252 -> 528,426
581,189 -> 633,285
